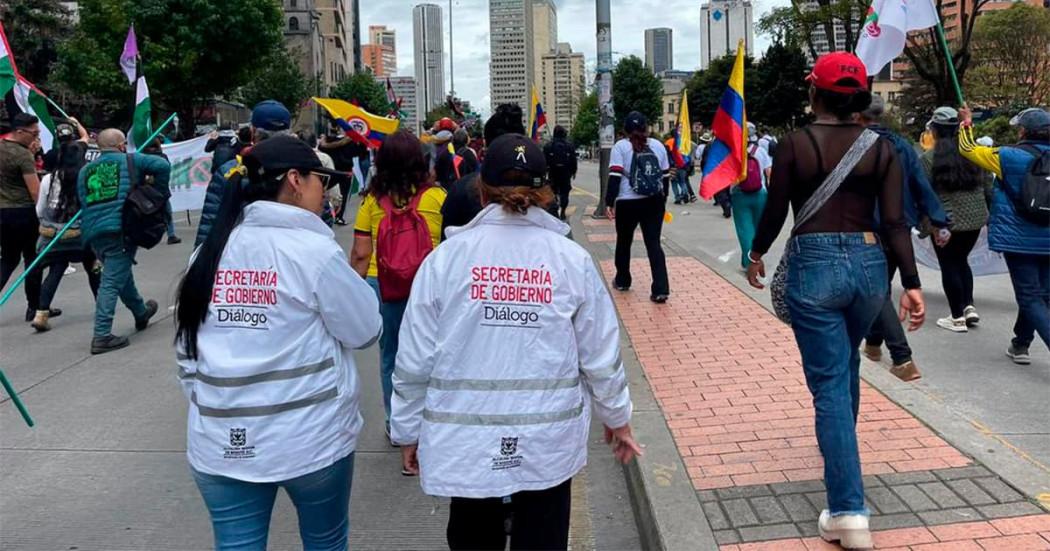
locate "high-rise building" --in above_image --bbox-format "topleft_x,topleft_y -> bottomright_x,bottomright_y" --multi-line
385,76 -> 419,134
644,28 -> 674,75
699,0 -> 753,70
413,3 -> 446,115
541,43 -> 586,133
312,0 -> 352,83
489,0 -> 535,115
362,44 -> 395,77
532,0 -> 558,104
369,25 -> 398,74
348,0 -> 361,72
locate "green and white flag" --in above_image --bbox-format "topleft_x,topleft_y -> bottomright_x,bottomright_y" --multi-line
0,24 -> 16,98
855,0 -> 940,76
13,77 -> 57,151
128,75 -> 153,151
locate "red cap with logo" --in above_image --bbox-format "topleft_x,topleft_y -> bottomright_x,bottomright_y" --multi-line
806,52 -> 869,94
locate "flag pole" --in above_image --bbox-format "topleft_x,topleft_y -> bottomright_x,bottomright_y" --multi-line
0,370 -> 34,427
934,22 -> 965,106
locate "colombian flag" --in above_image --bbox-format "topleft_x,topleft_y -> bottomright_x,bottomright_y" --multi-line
672,89 -> 692,169
699,41 -> 748,200
528,87 -> 546,142
313,97 -> 400,149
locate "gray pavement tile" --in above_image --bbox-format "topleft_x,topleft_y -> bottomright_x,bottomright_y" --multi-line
748,496 -> 790,524
722,498 -> 760,528
769,480 -> 826,495
917,481 -> 967,509
713,530 -> 741,545
702,501 -> 731,531
797,521 -> 821,538
891,485 -> 939,512
715,485 -> 773,500
933,466 -> 993,481
866,487 -> 910,514
804,491 -> 828,512
976,501 -> 1044,519
878,471 -> 938,486
862,475 -> 884,488
696,490 -> 719,503
779,494 -> 819,523
972,477 -> 1025,503
916,507 -> 982,526
737,523 -> 801,542
945,478 -> 998,506
869,512 -> 923,531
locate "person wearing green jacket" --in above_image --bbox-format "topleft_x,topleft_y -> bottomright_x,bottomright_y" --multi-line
76,128 -> 170,354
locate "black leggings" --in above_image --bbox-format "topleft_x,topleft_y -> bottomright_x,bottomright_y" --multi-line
0,207 -> 42,311
39,251 -> 101,310
446,478 -> 572,551
614,196 -> 670,296
934,229 -> 981,318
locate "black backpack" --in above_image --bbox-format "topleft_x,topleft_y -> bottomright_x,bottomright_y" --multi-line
1009,145 -> 1050,226
122,154 -> 168,249
629,146 -> 664,196
549,140 -> 574,170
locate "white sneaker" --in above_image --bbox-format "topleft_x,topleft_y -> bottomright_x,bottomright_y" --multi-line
936,316 -> 968,333
964,305 -> 980,327
818,510 -> 873,550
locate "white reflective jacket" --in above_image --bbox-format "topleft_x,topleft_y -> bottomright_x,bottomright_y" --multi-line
177,201 -> 381,483
391,204 -> 632,498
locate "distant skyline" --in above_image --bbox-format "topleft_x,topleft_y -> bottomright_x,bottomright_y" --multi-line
359,0 -> 787,117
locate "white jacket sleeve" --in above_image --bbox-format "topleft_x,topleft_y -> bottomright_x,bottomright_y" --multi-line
314,251 -> 382,349
175,342 -> 195,402
390,259 -> 440,446
36,175 -> 51,219
575,261 -> 632,429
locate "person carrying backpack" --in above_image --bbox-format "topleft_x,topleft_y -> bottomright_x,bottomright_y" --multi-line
605,111 -> 672,303
76,128 -> 169,354
731,128 -> 773,270
351,130 -> 446,446
959,106 -> 1050,361
544,125 -> 577,220
451,128 -> 479,180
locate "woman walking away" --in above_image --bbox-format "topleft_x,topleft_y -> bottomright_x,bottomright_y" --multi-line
350,130 -> 446,446
32,134 -> 101,331
606,111 -> 671,303
392,134 -> 641,551
922,107 -> 991,333
746,52 -> 926,550
175,136 -> 381,551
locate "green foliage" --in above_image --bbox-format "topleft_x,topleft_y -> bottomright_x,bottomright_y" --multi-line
330,71 -> 391,116
968,4 -> 1050,109
0,0 -> 72,86
973,116 -> 1018,146
758,0 -> 868,60
687,53 -> 754,128
238,47 -> 313,120
570,90 -> 599,147
751,43 -> 810,131
611,56 -> 662,130
423,105 -> 456,130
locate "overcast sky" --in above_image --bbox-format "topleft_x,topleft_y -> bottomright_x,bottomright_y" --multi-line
359,0 -> 789,117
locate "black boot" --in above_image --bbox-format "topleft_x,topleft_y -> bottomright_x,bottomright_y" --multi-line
135,300 -> 159,331
91,334 -> 130,355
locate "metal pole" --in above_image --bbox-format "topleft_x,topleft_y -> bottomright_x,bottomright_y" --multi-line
593,0 -> 614,218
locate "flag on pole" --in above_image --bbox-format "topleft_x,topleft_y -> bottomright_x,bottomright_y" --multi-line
0,22 -> 17,98
700,41 -> 748,200
313,97 -> 400,148
12,77 -> 58,151
673,89 -> 693,168
855,0 -> 940,76
128,76 -> 153,151
120,26 -> 139,85
528,87 -> 546,142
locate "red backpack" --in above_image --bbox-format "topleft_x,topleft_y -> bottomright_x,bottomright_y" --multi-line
739,145 -> 763,193
376,187 -> 434,302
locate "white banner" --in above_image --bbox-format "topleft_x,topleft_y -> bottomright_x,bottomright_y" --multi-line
161,135 -> 214,212
912,227 -> 1009,276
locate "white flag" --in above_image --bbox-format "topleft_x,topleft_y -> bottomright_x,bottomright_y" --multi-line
855,0 -> 940,76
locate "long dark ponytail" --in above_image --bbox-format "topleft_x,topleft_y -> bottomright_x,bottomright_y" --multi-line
930,123 -> 982,192
53,142 -> 86,217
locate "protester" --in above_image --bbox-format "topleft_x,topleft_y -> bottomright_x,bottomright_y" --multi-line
299,131 -> 344,216
204,125 -> 242,170
32,136 -> 101,332
733,123 -> 773,270
76,128 -> 168,354
959,106 -> 1050,362
669,135 -> 692,205
0,113 -> 46,323
746,52 -> 925,550
860,95 -> 949,381
544,125 -> 577,220
451,128 -> 479,179
431,129 -> 457,190
43,118 -> 89,172
141,138 -> 182,245
174,135 -> 379,550
319,122 -> 368,225
606,111 -> 671,303
922,107 -> 991,333
391,134 -> 641,551
350,130 -> 446,445
698,132 -> 731,217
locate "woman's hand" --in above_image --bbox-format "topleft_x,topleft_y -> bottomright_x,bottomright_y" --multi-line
959,105 -> 973,126
746,256 -> 766,289
933,228 -> 951,248
605,206 -> 615,220
899,288 -> 926,331
604,424 -> 644,464
400,444 -> 420,476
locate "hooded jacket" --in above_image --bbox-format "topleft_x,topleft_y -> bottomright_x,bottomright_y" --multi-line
76,151 -> 170,245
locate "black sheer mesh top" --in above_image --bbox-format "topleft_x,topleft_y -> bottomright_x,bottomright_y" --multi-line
751,123 -> 920,289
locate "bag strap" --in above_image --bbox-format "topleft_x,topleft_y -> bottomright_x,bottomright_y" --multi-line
793,129 -> 880,231
126,153 -> 138,191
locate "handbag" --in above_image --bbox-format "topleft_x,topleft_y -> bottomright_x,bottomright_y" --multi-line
770,129 -> 881,325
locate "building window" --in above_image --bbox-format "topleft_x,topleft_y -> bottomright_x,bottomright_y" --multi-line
668,102 -> 675,114
289,17 -> 299,31
290,0 -> 297,6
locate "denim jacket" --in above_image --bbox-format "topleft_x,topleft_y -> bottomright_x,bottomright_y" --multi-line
871,126 -> 949,231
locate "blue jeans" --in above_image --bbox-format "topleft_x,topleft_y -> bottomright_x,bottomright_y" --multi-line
164,201 -> 177,238
671,169 -> 690,202
1004,252 -> 1050,350
192,454 -> 355,551
731,188 -> 768,268
91,235 -> 146,337
786,233 -> 887,516
366,277 -> 407,422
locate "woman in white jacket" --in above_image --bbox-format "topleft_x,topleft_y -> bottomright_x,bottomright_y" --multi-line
175,136 -> 381,551
392,134 -> 642,551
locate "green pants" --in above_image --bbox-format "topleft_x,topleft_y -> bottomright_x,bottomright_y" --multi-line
732,188 -> 768,268
91,234 -> 146,337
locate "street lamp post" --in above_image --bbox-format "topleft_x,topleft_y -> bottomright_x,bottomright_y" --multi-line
593,0 -> 614,217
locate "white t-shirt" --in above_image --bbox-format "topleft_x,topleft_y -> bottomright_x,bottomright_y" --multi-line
609,137 -> 670,201
747,142 -> 773,188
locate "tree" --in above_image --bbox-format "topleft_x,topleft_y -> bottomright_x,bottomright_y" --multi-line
758,0 -> 868,60
611,56 -> 661,130
53,0 -> 283,137
570,90 -> 599,147
901,0 -> 992,106
238,47 -> 313,120
751,43 -> 810,130
967,4 -> 1050,109
687,53 -> 754,127
423,104 -> 456,130
0,0 -> 72,86
330,70 -> 390,115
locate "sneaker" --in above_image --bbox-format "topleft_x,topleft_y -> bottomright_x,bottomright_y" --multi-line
722,210 -> 732,219
650,294 -> 669,304
890,360 -> 922,381
167,235 -> 182,245
862,344 -> 882,363
689,195 -> 698,203
613,282 -> 630,292
963,305 -> 980,327
135,300 -> 159,331
334,218 -> 348,226
1006,345 -> 1032,365
385,423 -> 400,448
673,198 -> 682,205
30,310 -> 51,333
936,316 -> 968,333
91,334 -> 130,355
818,510 -> 872,550
49,308 -> 62,318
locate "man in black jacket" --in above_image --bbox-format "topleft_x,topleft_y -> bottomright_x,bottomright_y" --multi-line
544,126 -> 577,220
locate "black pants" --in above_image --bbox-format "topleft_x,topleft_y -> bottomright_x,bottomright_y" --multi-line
713,188 -> 732,216
933,229 -> 980,318
447,478 -> 572,551
0,207 -> 42,311
614,197 -> 669,296
552,178 -> 571,215
39,250 -> 101,310
335,174 -> 352,221
865,250 -> 913,365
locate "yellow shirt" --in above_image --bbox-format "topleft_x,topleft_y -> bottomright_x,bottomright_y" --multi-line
354,186 -> 447,278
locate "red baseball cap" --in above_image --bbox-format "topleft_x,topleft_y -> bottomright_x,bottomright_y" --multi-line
807,52 -> 869,94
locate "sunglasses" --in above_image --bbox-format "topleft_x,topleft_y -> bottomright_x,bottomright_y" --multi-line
282,169 -> 333,190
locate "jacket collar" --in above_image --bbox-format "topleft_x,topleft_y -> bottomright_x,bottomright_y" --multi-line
445,203 -> 571,238
240,201 -> 334,238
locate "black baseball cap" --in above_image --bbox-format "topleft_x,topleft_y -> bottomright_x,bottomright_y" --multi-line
480,134 -> 547,188
243,135 -> 339,188
624,111 -> 648,133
